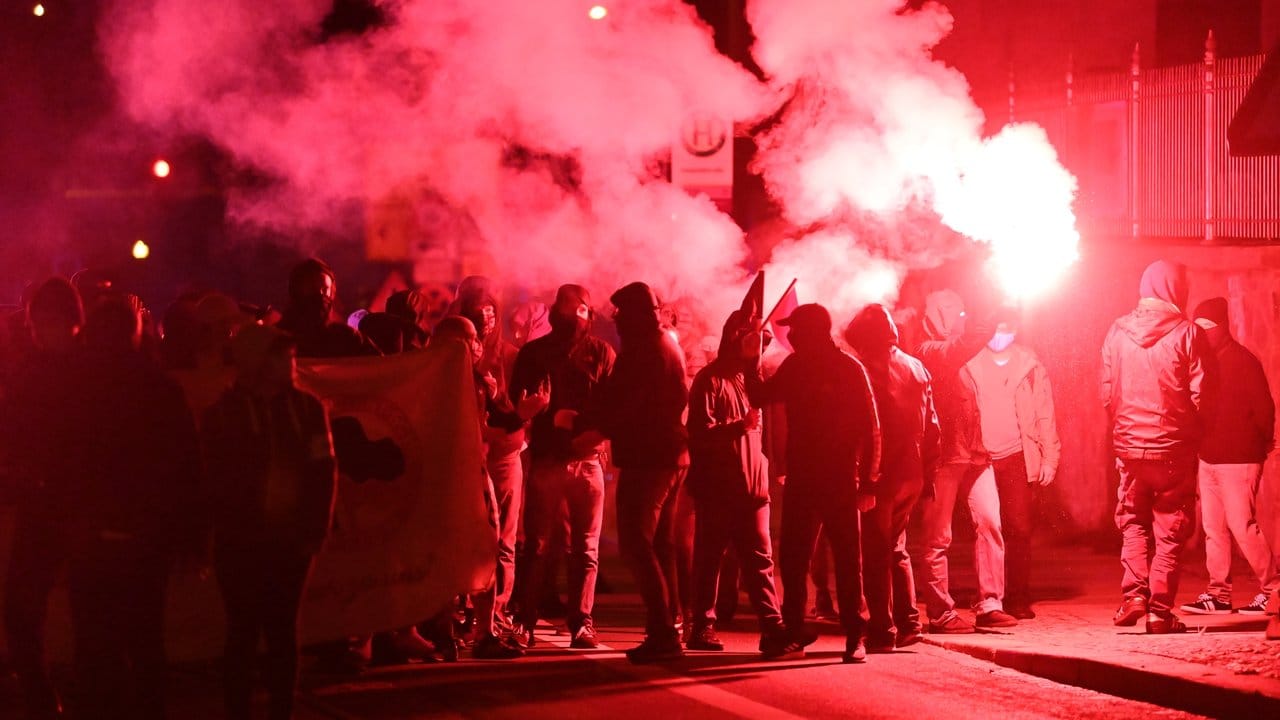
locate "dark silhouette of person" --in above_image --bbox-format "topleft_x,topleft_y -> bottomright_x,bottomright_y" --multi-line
846,303 -> 940,652
202,323 -> 338,720
580,282 -> 689,664
685,309 -> 795,657
746,303 -> 880,664
65,294 -> 203,720
276,259 -> 379,359
508,285 -> 614,650
1,277 -> 85,719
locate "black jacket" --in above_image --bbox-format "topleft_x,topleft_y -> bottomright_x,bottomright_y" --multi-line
1198,328 -> 1274,464
591,330 -> 688,470
510,331 -> 615,463
687,360 -> 767,502
747,341 -> 880,493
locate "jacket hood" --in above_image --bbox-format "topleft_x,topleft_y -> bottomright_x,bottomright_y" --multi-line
715,309 -> 751,362
1138,260 -> 1189,312
845,303 -> 899,356
923,290 -> 965,340
1116,305 -> 1187,348
449,275 -> 502,343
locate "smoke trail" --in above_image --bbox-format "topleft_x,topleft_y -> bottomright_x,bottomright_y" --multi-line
101,0 -> 769,312
747,0 -> 1079,310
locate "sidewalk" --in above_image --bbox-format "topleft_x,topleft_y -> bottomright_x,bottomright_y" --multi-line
915,542 -> 1280,718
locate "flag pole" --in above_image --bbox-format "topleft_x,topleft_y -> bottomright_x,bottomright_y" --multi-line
763,278 -> 798,324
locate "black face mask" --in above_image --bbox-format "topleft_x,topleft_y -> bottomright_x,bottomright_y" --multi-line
549,310 -> 588,338
292,294 -> 333,328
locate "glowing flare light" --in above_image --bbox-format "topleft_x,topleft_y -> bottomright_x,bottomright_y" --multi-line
132,239 -> 151,260
933,124 -> 1080,303
152,159 -> 171,178
33,4 -> 45,18
588,5 -> 608,21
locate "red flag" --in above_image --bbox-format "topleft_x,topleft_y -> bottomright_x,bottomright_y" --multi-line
739,271 -> 765,321
766,280 -> 800,353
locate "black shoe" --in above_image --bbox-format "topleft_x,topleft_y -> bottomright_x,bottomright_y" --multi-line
626,635 -> 685,664
1114,596 -> 1148,627
842,639 -> 867,664
896,624 -> 924,648
760,628 -> 806,659
1236,593 -> 1269,615
473,633 -> 524,659
686,624 -> 725,651
570,618 -> 599,649
507,623 -> 536,649
1007,605 -> 1037,620
1145,612 -> 1188,634
1181,592 -> 1233,615
976,610 -> 1018,628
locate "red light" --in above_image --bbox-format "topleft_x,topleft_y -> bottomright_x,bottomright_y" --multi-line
152,159 -> 171,178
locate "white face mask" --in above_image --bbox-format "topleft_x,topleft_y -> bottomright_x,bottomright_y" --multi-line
988,331 -> 1016,353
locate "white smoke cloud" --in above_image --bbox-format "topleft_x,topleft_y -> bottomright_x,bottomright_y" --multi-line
748,0 -> 1078,308
99,0 -> 1078,331
101,0 -> 769,314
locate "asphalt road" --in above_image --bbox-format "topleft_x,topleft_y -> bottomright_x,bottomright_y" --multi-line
292,603 -> 1206,720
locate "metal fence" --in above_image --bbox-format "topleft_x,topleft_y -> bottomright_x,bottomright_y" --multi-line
1004,35 -> 1280,243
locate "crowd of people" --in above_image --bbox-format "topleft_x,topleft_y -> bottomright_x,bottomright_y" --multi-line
1,257 -> 1278,719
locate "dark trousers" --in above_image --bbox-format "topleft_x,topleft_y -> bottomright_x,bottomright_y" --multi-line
617,467 -> 685,639
68,537 -> 170,720
780,482 -> 868,641
1115,456 -> 1197,614
3,508 -> 69,716
691,494 -> 783,633
861,465 -> 924,645
215,541 -> 314,720
992,454 -> 1034,608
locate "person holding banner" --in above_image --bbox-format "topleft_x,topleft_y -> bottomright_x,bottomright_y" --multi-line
202,323 -> 338,720
745,303 -> 881,664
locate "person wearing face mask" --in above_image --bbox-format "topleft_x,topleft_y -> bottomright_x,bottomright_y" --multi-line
575,282 -> 690,664
507,285 -> 615,650
276,259 -> 379,359
684,309 -> 797,657
964,318 -> 1061,620
1102,260 -> 1212,634
1179,298 -> 1277,618
845,304 -> 940,653
914,290 -> 1015,633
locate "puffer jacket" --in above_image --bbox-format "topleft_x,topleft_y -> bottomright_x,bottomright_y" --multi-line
1100,300 -> 1210,458
914,290 -> 993,465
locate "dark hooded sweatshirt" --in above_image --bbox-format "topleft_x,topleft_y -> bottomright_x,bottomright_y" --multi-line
913,290 -> 993,465
847,305 -> 941,489
1100,261 -> 1210,458
1193,299 -> 1274,464
686,311 -> 768,503
510,324 -> 616,464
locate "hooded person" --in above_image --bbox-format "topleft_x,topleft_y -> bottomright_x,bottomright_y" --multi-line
1101,260 -> 1211,634
1179,297 -> 1278,617
912,290 -> 1015,633
845,304 -> 940,652
576,281 -> 690,663
386,289 -> 433,350
745,303 -> 880,664
683,309 -> 795,657
510,300 -> 552,348
277,259 -> 379,359
202,323 -> 338,719
963,314 -> 1061,620
507,284 -> 615,652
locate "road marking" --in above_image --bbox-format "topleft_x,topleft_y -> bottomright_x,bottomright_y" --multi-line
538,633 -> 810,720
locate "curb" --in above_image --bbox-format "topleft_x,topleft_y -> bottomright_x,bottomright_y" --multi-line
923,635 -> 1280,719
